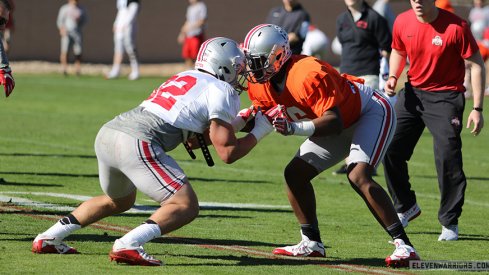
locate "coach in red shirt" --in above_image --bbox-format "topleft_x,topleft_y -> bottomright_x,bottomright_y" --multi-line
383,0 -> 485,241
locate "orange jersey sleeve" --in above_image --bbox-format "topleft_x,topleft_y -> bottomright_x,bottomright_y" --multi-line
247,56 -> 362,127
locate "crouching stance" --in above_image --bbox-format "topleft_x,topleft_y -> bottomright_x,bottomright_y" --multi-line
32,37 -> 273,266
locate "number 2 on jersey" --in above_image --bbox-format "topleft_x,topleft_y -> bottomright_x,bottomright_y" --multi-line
147,75 -> 197,110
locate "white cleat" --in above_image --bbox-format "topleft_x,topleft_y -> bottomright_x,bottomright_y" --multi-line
32,234 -> 78,254
438,225 -> 458,241
385,239 -> 420,268
105,70 -> 120,80
272,232 -> 325,257
128,71 -> 140,81
397,203 -> 421,228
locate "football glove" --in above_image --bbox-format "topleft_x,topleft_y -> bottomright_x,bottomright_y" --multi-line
0,67 -> 15,97
231,105 -> 255,132
264,104 -> 287,122
273,117 -> 295,135
250,111 -> 273,141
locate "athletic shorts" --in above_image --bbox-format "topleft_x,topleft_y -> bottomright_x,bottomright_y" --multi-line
182,34 -> 204,60
297,90 -> 396,173
94,126 -> 187,203
61,32 -> 83,56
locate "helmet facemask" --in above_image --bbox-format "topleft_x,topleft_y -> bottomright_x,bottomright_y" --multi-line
195,37 -> 247,93
245,45 -> 284,83
242,24 -> 292,84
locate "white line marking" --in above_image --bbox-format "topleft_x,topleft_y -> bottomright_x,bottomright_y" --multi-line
0,192 -> 291,212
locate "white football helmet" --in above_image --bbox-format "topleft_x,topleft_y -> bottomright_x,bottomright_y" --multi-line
242,24 -> 292,83
194,37 -> 246,90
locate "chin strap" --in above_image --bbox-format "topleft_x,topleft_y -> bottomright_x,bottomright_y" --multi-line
183,141 -> 196,160
196,133 -> 214,167
183,133 -> 214,167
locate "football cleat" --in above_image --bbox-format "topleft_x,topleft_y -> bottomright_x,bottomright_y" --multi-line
438,224 -> 458,241
273,232 -> 325,257
32,235 -> 78,254
109,240 -> 162,266
128,71 -> 140,81
397,203 -> 421,228
105,70 -> 119,80
385,239 -> 420,268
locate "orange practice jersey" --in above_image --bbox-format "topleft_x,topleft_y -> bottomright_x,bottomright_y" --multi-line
247,55 -> 362,128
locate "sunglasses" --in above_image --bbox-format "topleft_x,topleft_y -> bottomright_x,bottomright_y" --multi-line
0,17 -> 7,27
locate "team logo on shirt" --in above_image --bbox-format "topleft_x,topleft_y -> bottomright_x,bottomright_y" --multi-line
432,35 -> 443,46
356,20 -> 368,29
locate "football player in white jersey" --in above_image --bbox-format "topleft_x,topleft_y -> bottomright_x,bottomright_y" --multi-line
32,37 -> 273,266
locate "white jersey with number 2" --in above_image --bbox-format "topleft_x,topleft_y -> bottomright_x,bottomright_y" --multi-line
140,70 -> 240,134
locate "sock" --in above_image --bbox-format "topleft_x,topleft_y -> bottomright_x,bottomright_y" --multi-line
116,219 -> 161,249
129,52 -> 139,74
386,222 -> 413,247
41,214 -> 81,240
301,223 -> 322,243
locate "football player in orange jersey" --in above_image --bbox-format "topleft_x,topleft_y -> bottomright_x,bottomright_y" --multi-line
242,24 -> 419,267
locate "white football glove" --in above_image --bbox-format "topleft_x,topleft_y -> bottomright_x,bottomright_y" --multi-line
250,111 -> 273,141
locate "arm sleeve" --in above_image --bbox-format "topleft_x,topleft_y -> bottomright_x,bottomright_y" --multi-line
198,4 -> 207,20
0,34 -> 9,68
375,16 -> 392,52
208,84 -> 239,124
459,21 -> 480,59
390,17 -> 405,52
56,6 -> 65,29
79,7 -> 88,28
125,2 -> 140,24
305,74 -> 338,118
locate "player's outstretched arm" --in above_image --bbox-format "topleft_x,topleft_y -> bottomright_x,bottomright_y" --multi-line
209,112 -> 273,164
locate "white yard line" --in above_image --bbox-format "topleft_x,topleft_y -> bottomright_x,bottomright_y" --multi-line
0,192 -> 291,212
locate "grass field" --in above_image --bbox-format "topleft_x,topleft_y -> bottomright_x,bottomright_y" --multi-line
0,74 -> 488,274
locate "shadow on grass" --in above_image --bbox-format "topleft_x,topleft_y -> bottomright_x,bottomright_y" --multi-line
189,177 -> 271,184
162,254 -> 386,269
0,172 -> 271,184
0,171 -> 99,178
9,232 -> 390,269
0,179 -> 63,187
0,205 -> 290,219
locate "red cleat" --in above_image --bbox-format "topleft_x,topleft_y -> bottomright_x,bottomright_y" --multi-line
109,246 -> 162,266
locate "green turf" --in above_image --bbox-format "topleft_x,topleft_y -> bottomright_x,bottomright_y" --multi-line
0,74 -> 488,274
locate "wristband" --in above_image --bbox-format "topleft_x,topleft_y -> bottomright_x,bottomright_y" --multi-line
250,126 -> 269,141
388,75 -> 398,81
291,121 -> 315,136
473,107 -> 483,112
